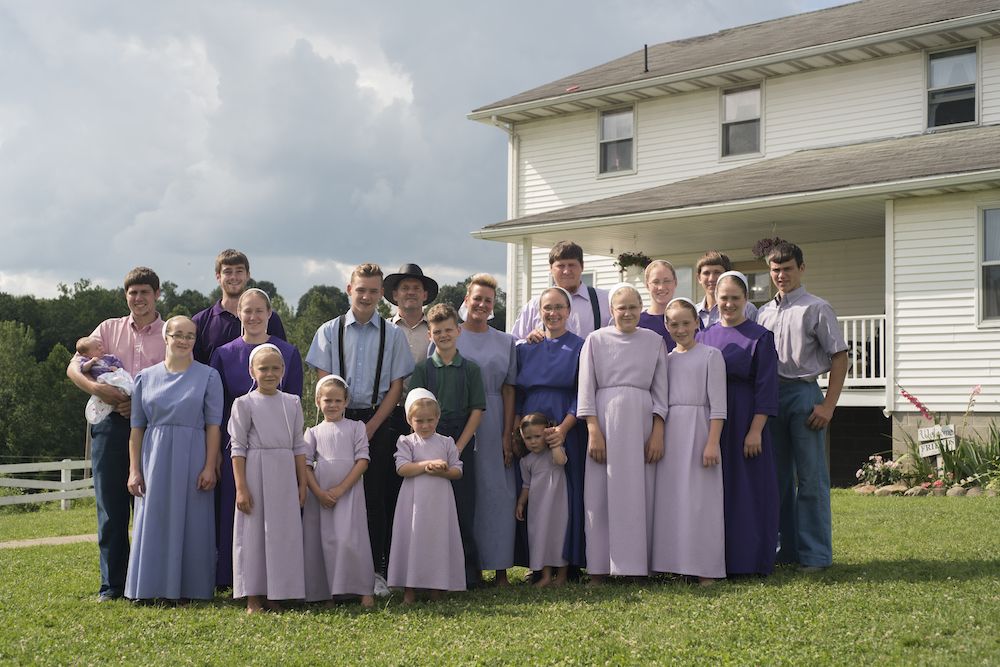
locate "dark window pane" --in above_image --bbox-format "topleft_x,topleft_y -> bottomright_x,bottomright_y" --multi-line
600,139 -> 633,173
983,265 -> 1000,320
723,119 -> 759,156
929,86 -> 975,127
985,209 -> 1000,262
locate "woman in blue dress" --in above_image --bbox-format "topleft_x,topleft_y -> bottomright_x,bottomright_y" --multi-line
515,287 -> 586,568
208,288 -> 303,588
125,315 -> 223,602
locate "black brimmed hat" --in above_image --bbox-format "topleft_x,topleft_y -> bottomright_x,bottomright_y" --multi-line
383,263 -> 438,306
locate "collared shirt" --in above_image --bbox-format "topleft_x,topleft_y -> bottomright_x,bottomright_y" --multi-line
695,298 -> 759,330
391,313 -> 430,363
756,286 -> 848,380
511,284 -> 611,342
191,300 -> 286,365
408,351 -> 487,421
90,314 -> 166,376
305,310 -> 415,410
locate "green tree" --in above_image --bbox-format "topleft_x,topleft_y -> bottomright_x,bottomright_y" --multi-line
430,278 -> 507,332
287,285 -> 350,354
159,281 -> 212,318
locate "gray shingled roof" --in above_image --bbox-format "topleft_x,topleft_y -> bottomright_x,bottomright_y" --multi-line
473,0 -> 1000,113
481,125 -> 1000,231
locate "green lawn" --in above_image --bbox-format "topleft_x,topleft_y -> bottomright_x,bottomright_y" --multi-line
1,491 -> 998,665
0,500 -> 96,541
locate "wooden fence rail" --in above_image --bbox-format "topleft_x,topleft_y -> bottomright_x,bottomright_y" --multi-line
0,459 -> 93,510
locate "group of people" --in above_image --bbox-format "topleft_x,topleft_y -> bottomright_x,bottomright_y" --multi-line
69,240 -> 848,610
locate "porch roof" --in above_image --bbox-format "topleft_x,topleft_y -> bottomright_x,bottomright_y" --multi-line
475,124 -> 1000,240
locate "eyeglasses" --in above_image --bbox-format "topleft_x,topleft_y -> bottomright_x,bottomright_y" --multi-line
166,333 -> 196,341
541,304 -> 568,312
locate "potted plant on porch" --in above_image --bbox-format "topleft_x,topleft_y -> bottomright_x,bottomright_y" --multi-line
614,251 -> 652,281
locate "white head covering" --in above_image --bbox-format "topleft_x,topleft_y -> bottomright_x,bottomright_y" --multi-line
540,286 -> 573,308
239,287 -> 272,308
404,387 -> 438,415
717,270 -> 749,294
247,343 -> 285,392
608,282 -> 640,307
315,374 -> 349,397
162,315 -> 193,343
666,296 -> 697,309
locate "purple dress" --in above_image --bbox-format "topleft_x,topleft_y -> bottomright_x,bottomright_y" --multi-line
651,344 -> 727,579
698,321 -> 780,575
515,332 -> 586,567
520,450 -> 568,571
638,311 -> 677,352
209,336 -> 303,588
577,327 -> 668,576
229,391 -> 307,600
387,433 -> 465,591
302,419 -> 375,600
125,362 -> 222,600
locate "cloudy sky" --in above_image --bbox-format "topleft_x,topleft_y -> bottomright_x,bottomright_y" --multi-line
0,0 -> 841,304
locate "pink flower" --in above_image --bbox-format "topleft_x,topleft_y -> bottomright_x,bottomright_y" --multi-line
972,385 -> 983,396
899,386 -> 933,421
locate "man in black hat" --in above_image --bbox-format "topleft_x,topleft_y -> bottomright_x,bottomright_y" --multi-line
383,263 -> 439,436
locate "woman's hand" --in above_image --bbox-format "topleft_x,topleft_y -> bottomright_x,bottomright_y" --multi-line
196,465 -> 217,491
298,483 -> 307,508
515,501 -> 526,522
644,433 -> 664,464
587,429 -> 607,464
502,435 -> 514,467
544,425 -> 565,449
703,441 -> 721,467
127,469 -> 145,498
236,485 -> 254,514
743,431 -> 762,458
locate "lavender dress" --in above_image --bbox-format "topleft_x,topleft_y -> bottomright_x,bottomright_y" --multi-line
387,433 -> 465,591
229,391 -> 307,600
651,344 -> 727,578
302,419 -> 375,600
520,450 -> 569,571
698,320 -> 780,575
577,327 -> 668,576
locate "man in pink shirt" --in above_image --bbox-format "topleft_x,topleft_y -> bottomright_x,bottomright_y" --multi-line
67,267 -> 166,602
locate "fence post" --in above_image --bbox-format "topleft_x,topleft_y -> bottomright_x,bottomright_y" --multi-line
61,458 -> 71,511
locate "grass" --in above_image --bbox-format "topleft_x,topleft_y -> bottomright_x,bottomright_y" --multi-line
1,490 -> 998,665
0,499 -> 96,541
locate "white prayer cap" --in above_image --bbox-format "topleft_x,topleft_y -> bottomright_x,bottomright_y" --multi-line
608,282 -> 641,307
540,286 -> 573,308
404,388 -> 438,415
315,374 -> 349,397
666,296 -> 697,309
248,343 -> 283,372
717,270 -> 749,293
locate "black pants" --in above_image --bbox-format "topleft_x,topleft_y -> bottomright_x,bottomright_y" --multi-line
439,415 -> 481,587
349,407 -> 400,577
90,413 -> 132,597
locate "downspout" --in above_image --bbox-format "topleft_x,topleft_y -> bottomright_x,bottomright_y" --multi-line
883,199 -> 895,419
490,115 -> 522,332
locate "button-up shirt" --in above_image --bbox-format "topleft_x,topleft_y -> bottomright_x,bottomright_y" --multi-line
408,351 -> 486,422
305,311 -> 414,410
90,314 -> 166,376
192,300 -> 286,365
511,284 -> 611,341
695,299 -> 759,330
756,286 -> 848,380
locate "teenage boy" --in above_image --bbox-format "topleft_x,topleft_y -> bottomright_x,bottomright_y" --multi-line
511,241 -> 610,342
305,263 -> 414,592
66,267 -> 167,602
192,249 -> 286,364
408,303 -> 486,587
756,242 -> 848,572
695,250 -> 759,329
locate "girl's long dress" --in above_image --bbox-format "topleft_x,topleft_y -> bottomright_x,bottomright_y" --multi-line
209,336 -> 303,588
638,311 -> 677,352
577,327 -> 668,576
387,433 -> 465,591
698,320 -> 780,575
651,344 -> 727,578
125,362 -> 223,600
456,327 -> 518,570
302,419 -> 375,600
229,391 -> 307,599
520,451 -> 568,571
515,332 -> 586,566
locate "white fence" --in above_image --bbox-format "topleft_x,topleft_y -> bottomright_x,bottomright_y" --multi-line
819,314 -> 886,389
0,459 -> 94,510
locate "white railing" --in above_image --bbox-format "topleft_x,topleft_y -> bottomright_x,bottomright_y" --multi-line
818,314 -> 886,389
0,459 -> 94,510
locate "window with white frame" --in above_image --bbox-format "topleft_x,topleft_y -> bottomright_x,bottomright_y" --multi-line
722,85 -> 761,157
599,108 -> 634,174
982,208 -> 1000,321
928,46 -> 977,128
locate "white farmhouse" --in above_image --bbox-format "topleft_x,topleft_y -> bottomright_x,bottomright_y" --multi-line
468,0 -> 1000,482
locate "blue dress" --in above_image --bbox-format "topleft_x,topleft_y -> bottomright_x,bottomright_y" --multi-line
208,336 -> 303,588
638,311 -> 677,352
515,332 -> 586,567
125,361 -> 223,600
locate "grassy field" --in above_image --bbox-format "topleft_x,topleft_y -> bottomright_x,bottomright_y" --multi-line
0,499 -> 96,542
1,490 -> 998,665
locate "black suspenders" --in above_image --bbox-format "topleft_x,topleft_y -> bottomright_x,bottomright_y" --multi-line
338,315 -> 386,409
587,286 -> 601,331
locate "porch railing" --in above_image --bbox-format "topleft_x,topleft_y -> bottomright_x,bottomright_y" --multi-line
818,314 -> 886,389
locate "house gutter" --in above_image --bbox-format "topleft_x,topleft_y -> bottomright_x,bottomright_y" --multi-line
470,168 -> 1000,241
467,11 -> 1000,122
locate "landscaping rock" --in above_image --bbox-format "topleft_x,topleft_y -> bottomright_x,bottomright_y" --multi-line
946,485 -> 967,497
965,486 -> 983,497
854,484 -> 876,495
986,488 -> 998,497
904,486 -> 929,496
875,483 -> 908,496
931,487 -> 948,496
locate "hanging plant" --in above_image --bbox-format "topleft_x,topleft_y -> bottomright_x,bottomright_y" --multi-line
752,236 -> 788,261
614,251 -> 653,271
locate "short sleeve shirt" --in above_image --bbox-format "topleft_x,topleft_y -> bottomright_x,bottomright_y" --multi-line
409,351 -> 487,422
756,286 -> 848,380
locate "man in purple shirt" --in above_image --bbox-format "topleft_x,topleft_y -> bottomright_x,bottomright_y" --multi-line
191,249 -> 286,364
756,242 -> 848,572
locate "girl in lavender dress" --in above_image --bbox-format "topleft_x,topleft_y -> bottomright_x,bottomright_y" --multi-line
302,375 -> 375,609
388,389 -> 465,604
578,284 -> 668,583
229,344 -> 308,613
637,260 -> 679,352
651,298 -> 727,584
514,413 -> 569,588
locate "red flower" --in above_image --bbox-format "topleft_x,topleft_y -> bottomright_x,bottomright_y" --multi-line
899,386 -> 933,421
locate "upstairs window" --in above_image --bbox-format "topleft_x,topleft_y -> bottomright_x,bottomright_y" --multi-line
982,208 -> 1000,322
599,108 -> 634,174
928,47 -> 977,128
722,85 -> 761,157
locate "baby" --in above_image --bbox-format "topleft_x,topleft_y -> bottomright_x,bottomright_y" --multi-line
76,336 -> 134,425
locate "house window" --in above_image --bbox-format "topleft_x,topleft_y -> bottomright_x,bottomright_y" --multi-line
928,47 -> 977,128
982,208 -> 1000,321
599,108 -> 634,174
722,85 -> 761,156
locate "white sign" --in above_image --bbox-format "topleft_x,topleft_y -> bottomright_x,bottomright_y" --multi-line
917,424 -> 956,458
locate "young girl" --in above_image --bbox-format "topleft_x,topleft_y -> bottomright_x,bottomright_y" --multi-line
302,375 -> 375,608
651,298 -> 727,584
514,413 -> 568,588
229,344 -> 307,613
387,389 -> 465,604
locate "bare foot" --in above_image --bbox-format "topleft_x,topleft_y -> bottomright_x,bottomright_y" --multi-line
322,599 -> 337,608
586,574 -> 605,587
402,588 -> 416,605
698,577 -> 716,587
360,595 -> 375,609
552,576 -> 567,587
428,590 -> 443,601
246,596 -> 264,614
263,599 -> 283,612
494,570 -> 510,587
533,576 -> 552,589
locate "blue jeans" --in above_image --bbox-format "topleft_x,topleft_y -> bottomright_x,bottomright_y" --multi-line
90,413 -> 132,596
771,381 -> 832,567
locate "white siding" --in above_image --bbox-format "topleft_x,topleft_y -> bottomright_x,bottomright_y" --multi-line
981,37 -> 1000,125
891,192 -> 1000,414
